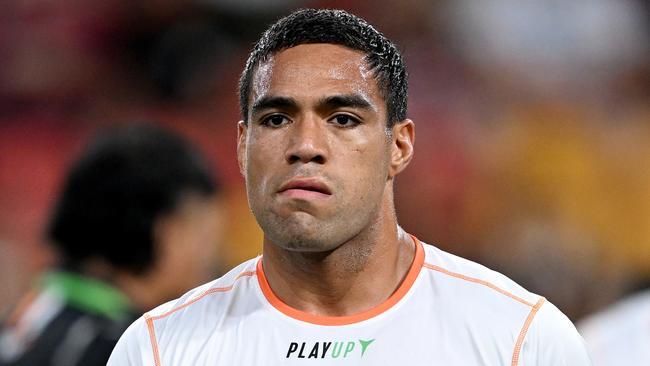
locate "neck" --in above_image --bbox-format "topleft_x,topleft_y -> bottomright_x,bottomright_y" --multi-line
261,199 -> 416,317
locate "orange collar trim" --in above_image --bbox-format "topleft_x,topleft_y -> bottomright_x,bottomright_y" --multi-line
256,235 -> 424,326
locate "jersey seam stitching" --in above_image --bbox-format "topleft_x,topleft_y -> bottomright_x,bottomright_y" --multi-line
423,262 -> 535,307
144,314 -> 161,366
511,297 -> 546,366
142,270 -> 256,366
149,270 -> 256,322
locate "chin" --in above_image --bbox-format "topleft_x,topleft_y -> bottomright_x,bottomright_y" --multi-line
266,227 -> 333,252
256,208 -> 356,252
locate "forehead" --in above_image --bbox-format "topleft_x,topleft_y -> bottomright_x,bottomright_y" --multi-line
250,44 -> 383,107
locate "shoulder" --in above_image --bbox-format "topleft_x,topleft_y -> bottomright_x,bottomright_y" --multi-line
520,300 -> 592,365
145,257 -> 259,322
418,242 -> 591,365
108,258 -> 261,365
108,315 -> 153,365
420,242 -> 541,308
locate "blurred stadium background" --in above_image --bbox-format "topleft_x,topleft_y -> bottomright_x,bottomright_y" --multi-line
1,0 -> 648,322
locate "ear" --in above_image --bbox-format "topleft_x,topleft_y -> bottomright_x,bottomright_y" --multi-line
389,119 -> 414,177
237,121 -> 247,176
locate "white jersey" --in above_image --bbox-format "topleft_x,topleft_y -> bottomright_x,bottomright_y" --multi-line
578,289 -> 650,366
109,238 -> 591,365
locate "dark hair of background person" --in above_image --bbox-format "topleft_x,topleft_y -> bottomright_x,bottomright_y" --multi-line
47,123 -> 218,275
238,8 -> 408,128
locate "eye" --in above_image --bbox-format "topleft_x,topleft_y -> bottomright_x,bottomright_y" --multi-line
261,114 -> 291,128
330,114 -> 361,128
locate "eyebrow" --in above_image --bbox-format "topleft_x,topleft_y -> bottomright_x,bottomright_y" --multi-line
251,96 -> 298,118
250,93 -> 376,118
316,94 -> 375,112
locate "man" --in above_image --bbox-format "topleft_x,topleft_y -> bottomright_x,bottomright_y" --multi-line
109,9 -> 591,365
0,123 -> 222,366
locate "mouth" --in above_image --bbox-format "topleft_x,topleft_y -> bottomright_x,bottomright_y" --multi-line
278,178 -> 332,199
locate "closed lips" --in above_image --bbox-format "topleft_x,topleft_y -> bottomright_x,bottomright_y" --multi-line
279,179 -> 332,195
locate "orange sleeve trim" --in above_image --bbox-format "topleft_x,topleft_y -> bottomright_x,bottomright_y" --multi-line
511,297 -> 545,366
144,314 -> 162,366
149,271 -> 255,321
422,263 -> 534,307
256,235 -> 425,326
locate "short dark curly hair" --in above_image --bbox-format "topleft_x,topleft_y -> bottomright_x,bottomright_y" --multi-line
47,123 -> 218,274
238,8 -> 408,127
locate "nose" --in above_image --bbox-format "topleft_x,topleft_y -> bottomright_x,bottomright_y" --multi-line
285,116 -> 328,165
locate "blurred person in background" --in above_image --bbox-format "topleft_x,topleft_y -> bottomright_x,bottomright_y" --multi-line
0,123 -> 223,366
578,288 -> 650,365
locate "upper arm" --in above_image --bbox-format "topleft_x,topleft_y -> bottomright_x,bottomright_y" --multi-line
107,317 -> 154,366
519,301 -> 592,366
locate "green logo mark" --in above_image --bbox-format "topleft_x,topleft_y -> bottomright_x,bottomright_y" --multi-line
358,339 -> 375,357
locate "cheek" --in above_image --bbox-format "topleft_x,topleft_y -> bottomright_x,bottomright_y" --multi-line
245,135 -> 284,202
246,136 -> 270,180
335,147 -> 385,210
346,136 -> 389,181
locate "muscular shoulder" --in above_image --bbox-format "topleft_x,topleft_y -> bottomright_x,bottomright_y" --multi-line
108,258 -> 261,365
520,300 -> 592,365
144,257 -> 260,335
418,242 -> 591,365
421,243 -> 541,309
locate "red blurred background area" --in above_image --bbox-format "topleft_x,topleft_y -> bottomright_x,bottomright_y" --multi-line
1,0 -> 649,322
